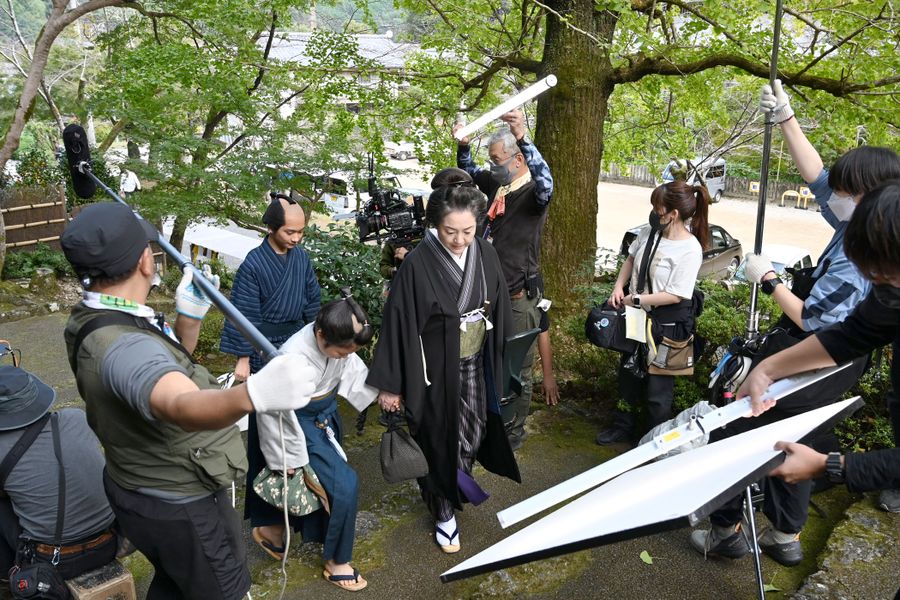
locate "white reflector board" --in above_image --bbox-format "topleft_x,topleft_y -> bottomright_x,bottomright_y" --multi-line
497,364 -> 851,528
441,396 -> 862,582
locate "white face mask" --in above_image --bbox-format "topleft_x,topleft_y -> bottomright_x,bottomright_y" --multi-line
827,192 -> 856,222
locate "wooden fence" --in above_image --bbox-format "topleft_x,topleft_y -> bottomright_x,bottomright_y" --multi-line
1,185 -> 68,252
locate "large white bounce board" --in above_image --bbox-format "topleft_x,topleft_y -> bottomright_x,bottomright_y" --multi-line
441,396 -> 862,582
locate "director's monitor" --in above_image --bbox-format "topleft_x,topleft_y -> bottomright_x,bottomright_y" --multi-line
440,395 -> 863,582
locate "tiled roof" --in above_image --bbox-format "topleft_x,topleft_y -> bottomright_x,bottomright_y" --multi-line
265,32 -> 419,70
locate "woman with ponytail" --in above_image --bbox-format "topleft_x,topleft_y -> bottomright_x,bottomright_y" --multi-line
253,294 -> 376,591
596,180 -> 709,445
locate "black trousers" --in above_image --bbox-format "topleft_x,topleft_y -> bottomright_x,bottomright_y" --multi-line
709,355 -> 869,533
612,352 -> 675,437
103,471 -> 250,600
1,497 -> 116,580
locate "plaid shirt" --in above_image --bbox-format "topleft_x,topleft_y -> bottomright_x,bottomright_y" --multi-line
457,138 -> 553,206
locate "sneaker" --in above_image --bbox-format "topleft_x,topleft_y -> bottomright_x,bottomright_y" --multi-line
758,528 -> 803,566
690,524 -> 750,560
595,427 -> 631,445
878,489 -> 900,513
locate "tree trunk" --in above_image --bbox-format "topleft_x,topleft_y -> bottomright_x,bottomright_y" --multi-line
535,1 -> 618,308
168,216 -> 187,268
0,0 -> 124,174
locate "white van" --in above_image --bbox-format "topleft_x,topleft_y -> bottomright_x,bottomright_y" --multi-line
661,157 -> 727,203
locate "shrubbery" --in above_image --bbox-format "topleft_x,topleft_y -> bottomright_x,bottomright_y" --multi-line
1,243 -> 74,280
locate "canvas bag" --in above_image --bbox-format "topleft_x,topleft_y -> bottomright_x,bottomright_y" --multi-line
252,465 -> 330,517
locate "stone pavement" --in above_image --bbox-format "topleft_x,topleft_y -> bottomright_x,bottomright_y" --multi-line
3,313 -> 898,599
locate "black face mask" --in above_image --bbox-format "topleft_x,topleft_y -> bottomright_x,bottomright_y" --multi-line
872,284 -> 900,310
648,210 -> 666,231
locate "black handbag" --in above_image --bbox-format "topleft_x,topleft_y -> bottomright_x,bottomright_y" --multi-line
379,412 -> 429,484
585,303 -> 637,354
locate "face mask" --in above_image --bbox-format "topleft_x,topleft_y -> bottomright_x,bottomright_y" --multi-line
648,210 -> 667,231
490,164 -> 511,186
872,284 -> 900,310
827,192 -> 856,222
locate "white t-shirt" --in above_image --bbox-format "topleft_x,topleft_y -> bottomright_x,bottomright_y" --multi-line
628,225 -> 702,306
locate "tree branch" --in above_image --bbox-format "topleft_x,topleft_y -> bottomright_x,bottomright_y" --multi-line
612,52 -> 900,97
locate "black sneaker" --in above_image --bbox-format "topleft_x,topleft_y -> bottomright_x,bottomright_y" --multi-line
758,529 -> 803,566
690,525 -> 750,560
595,427 -> 630,445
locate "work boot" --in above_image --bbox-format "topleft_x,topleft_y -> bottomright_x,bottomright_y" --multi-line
878,489 -> 900,513
757,528 -> 803,566
595,426 -> 630,445
690,523 -> 750,560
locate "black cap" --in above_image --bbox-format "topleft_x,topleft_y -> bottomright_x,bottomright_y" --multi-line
0,366 -> 55,431
61,202 -> 158,279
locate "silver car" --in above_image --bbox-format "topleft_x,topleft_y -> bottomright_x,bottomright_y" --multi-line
619,224 -> 743,281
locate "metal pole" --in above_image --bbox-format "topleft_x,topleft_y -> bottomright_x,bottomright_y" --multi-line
746,0 -> 785,340
744,486 -> 766,600
80,165 -> 279,362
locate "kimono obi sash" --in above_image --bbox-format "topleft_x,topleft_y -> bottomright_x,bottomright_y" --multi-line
460,318 -> 486,359
256,318 -> 305,339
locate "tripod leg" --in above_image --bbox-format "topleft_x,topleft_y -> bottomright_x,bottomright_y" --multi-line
744,486 -> 766,600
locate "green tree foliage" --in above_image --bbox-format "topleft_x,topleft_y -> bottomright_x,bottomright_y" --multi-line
386,0 -> 900,305
89,0 -> 401,254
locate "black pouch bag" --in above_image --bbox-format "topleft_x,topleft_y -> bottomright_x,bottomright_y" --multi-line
9,555 -> 71,600
380,412 -> 429,484
585,303 -> 637,354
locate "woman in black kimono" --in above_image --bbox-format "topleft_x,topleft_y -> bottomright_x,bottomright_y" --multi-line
367,184 -> 520,554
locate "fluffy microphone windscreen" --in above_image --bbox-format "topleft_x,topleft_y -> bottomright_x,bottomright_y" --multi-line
63,124 -> 97,199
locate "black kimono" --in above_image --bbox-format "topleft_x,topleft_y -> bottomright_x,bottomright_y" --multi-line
367,235 -> 520,511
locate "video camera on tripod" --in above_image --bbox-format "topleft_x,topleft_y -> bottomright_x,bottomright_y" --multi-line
355,154 -> 425,246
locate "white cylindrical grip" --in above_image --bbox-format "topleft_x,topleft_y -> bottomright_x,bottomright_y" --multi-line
454,75 -> 558,141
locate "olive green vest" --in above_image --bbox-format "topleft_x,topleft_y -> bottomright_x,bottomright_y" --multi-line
65,304 -> 247,495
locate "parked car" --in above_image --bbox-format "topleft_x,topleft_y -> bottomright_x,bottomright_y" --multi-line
661,157 -> 727,203
386,141 -> 416,161
619,223 -> 743,281
728,244 -> 813,290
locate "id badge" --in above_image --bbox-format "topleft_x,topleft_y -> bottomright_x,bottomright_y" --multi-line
625,306 -> 648,343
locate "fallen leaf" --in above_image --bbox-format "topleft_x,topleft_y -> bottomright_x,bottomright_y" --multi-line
639,550 -> 653,564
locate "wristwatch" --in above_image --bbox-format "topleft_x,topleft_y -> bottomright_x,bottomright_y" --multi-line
761,277 -> 783,295
825,452 -> 845,484
632,294 -> 641,307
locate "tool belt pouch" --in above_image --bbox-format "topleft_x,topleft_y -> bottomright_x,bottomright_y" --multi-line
648,335 -> 694,376
524,273 -> 543,299
9,545 -> 70,599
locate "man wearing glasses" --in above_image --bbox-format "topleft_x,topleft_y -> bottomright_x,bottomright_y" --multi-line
453,109 -> 554,450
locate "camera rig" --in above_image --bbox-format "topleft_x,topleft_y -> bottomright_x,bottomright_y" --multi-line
355,154 -> 426,246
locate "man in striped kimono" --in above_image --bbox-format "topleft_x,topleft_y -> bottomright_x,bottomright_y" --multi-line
219,196 -> 321,555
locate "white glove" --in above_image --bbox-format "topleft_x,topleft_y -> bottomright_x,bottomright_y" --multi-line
246,354 -> 317,413
175,264 -> 219,320
760,79 -> 793,124
744,253 -> 775,284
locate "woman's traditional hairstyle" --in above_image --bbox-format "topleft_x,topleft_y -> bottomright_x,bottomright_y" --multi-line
314,288 -> 374,347
425,184 -> 487,228
262,192 -> 303,232
430,167 -> 474,190
650,180 -> 711,250
843,178 -> 900,281
828,146 -> 900,197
